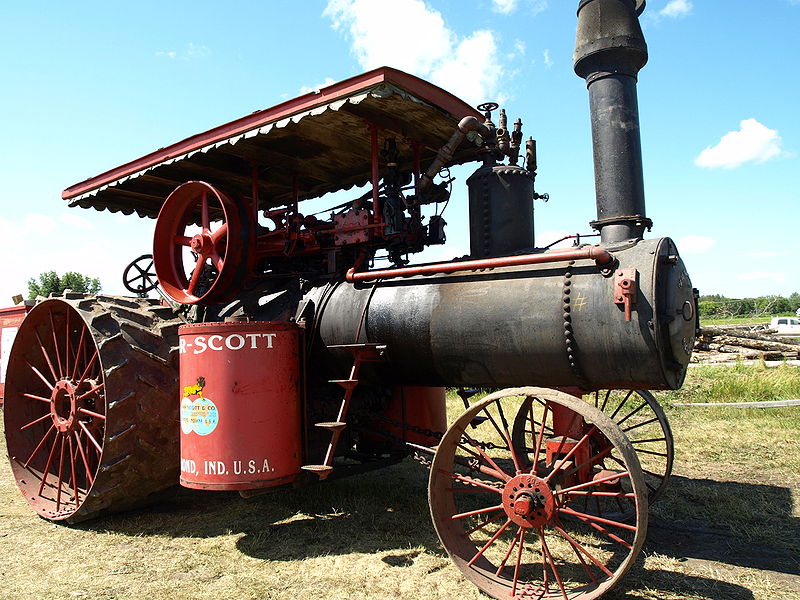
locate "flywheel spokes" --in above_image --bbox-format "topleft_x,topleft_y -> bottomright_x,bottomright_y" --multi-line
153,181 -> 250,304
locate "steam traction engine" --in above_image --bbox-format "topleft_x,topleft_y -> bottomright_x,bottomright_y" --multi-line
4,1 -> 697,598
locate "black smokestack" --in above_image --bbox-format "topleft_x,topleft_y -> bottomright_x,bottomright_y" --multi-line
574,0 -> 650,246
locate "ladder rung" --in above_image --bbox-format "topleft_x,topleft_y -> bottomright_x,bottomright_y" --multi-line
330,379 -> 358,390
315,421 -> 347,431
301,464 -> 334,473
328,343 -> 386,362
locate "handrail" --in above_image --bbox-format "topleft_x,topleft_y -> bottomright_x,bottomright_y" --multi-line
345,247 -> 613,283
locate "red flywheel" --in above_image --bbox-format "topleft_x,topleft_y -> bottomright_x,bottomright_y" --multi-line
153,181 -> 252,304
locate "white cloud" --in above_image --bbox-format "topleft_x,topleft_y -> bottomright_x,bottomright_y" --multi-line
185,43 -> 209,59
156,43 -> 209,61
542,49 -> 553,68
740,272 -> 787,283
695,119 -> 783,169
59,213 -> 94,230
21,213 -> 58,235
299,77 -> 337,95
528,0 -> 548,15
0,211 -> 155,305
434,30 -> 503,105
678,235 -> 715,254
492,0 -> 518,14
491,0 -> 547,15
324,0 -> 506,104
660,0 -> 693,18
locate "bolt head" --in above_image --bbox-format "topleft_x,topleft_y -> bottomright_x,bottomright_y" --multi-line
513,494 -> 535,516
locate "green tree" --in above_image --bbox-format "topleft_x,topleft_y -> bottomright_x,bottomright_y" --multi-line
27,270 -> 101,299
789,292 -> 800,312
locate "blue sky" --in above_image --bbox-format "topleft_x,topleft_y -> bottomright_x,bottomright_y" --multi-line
1,0 -> 798,304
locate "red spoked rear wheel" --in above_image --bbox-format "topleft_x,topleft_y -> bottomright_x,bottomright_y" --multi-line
4,296 -> 181,522
429,387 -> 647,600
153,181 -> 251,304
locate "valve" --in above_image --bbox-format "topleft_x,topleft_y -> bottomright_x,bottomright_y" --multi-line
614,268 -> 638,322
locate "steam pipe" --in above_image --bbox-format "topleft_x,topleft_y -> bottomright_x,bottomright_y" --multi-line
419,116 -> 489,190
345,247 -> 613,283
574,0 -> 651,245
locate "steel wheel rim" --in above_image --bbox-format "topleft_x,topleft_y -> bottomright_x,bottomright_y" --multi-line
587,390 -> 673,504
430,387 -> 647,600
122,254 -> 158,294
4,300 -> 106,520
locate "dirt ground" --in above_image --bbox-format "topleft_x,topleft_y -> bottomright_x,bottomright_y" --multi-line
1,386 -> 798,600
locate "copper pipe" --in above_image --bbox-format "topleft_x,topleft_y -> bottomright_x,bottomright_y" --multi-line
345,247 -> 613,283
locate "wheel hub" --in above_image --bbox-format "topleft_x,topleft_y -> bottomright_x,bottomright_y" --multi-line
502,473 -> 555,528
190,233 -> 214,255
50,380 -> 78,433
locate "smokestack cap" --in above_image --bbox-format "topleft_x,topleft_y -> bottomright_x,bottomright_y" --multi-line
574,0 -> 648,83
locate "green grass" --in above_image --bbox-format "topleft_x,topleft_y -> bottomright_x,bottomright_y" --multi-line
699,315 -> 773,326
661,362 -> 800,405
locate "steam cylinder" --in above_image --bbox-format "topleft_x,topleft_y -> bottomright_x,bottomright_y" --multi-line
178,321 -> 301,490
468,164 -> 535,258
310,237 -> 695,391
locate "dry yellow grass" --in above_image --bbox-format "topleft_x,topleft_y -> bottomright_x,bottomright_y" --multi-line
1,365 -> 799,600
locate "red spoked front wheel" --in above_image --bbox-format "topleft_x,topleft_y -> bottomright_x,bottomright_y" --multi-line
153,181 -> 251,304
429,387 -> 647,600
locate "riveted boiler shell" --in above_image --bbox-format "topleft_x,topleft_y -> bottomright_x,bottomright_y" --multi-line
312,237 -> 692,391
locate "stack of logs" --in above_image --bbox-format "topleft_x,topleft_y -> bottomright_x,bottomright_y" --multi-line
694,325 -> 800,363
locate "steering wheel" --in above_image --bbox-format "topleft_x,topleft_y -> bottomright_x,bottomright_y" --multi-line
153,181 -> 251,305
122,254 -> 158,295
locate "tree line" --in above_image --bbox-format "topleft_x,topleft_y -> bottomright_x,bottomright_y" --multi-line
698,293 -> 800,318
27,271 -> 101,299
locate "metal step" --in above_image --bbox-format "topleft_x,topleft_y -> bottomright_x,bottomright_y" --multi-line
315,421 -> 347,431
301,464 -> 334,475
328,343 -> 386,362
330,379 -> 358,391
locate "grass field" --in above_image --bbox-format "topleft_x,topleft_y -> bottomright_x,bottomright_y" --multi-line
1,364 -> 799,600
699,316 -> 774,327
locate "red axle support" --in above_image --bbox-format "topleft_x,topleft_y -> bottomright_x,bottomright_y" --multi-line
345,247 -> 614,283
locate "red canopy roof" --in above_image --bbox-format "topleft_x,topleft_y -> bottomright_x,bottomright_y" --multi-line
63,67 -> 482,219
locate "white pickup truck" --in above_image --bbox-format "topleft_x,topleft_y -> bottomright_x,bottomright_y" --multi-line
770,316 -> 800,336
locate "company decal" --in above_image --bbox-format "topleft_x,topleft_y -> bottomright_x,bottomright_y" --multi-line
180,376 -> 219,436
179,332 -> 277,354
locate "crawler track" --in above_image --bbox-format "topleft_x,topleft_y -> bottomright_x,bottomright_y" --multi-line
4,294 -> 183,523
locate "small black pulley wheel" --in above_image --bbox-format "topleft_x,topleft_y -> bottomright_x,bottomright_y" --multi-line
122,254 -> 158,294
